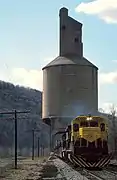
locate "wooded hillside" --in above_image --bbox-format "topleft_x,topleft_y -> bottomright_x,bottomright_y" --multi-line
0,81 -> 49,156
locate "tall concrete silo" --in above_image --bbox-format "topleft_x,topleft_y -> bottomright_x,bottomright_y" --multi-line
42,7 -> 98,128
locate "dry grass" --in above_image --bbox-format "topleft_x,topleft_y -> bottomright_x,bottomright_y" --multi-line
0,162 -> 14,178
0,157 -> 47,180
0,156 -> 67,180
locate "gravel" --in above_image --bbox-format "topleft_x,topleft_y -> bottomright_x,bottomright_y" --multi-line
53,158 -> 88,180
110,159 -> 117,165
90,170 -> 117,180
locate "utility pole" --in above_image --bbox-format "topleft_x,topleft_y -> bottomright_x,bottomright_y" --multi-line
26,128 -> 40,160
0,110 -> 30,169
43,146 -> 44,156
41,144 -> 43,156
49,117 -> 52,152
14,110 -> 17,169
50,123 -> 51,152
110,105 -> 117,158
113,115 -> 117,157
49,116 -> 55,152
37,137 -> 40,158
32,129 -> 35,160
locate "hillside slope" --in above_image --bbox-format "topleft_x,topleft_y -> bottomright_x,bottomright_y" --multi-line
0,81 -> 49,154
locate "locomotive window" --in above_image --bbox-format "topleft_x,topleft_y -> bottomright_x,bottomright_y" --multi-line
78,117 -> 86,121
80,121 -> 88,127
73,124 -> 79,132
100,123 -> 105,131
90,121 -> 98,127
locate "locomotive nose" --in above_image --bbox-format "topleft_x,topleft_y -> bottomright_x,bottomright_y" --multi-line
79,127 -> 101,142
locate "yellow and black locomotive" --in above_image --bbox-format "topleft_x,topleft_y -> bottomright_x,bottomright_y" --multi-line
55,114 -> 112,168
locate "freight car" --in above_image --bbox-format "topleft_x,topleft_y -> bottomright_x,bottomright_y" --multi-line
54,114 -> 112,168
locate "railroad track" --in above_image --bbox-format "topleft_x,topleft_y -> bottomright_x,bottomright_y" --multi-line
76,166 -> 117,180
55,154 -> 117,180
81,169 -> 105,180
86,170 -> 117,180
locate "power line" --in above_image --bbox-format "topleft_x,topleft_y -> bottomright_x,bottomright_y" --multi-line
0,110 -> 30,169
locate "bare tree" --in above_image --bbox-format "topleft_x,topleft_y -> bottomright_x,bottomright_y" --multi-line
98,108 -> 105,113
109,104 -> 117,158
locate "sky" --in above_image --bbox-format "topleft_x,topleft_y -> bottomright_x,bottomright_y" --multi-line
0,0 -> 117,113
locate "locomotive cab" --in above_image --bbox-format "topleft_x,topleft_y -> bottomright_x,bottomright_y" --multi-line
70,115 -> 110,167
55,115 -> 111,168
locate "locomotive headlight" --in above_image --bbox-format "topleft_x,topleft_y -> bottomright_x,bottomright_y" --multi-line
86,117 -> 92,120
